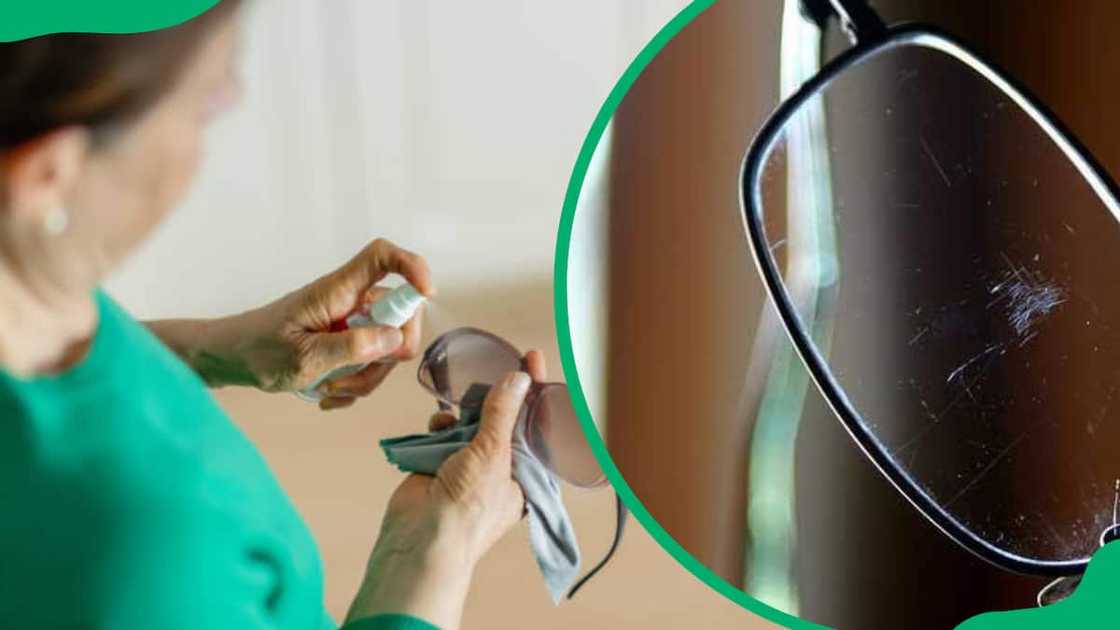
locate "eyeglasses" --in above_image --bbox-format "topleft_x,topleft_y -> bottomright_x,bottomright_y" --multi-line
741,0 -> 1120,605
417,327 -> 626,596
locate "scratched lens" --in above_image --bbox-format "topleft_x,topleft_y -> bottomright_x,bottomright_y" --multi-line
756,43 -> 1120,562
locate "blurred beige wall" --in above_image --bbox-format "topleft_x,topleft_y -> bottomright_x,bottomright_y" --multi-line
217,281 -> 772,629
107,0 -> 691,320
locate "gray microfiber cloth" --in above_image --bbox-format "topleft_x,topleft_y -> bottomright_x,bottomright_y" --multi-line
379,385 -> 580,604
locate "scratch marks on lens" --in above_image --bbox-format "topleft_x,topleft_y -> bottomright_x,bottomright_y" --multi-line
920,135 -> 953,188
907,326 -> 930,346
896,253 -> 1067,472
943,434 -> 1026,509
937,255 -> 1064,398
989,252 -> 1067,339
892,378 -> 975,466
946,344 -> 1003,387
940,253 -> 1066,396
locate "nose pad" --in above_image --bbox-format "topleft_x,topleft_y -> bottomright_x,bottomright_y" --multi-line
1099,523 -> 1120,547
1038,522 -> 1120,607
1037,574 -> 1082,607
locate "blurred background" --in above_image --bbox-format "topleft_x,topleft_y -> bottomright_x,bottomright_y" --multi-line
568,0 -> 1120,628
103,1 -> 771,628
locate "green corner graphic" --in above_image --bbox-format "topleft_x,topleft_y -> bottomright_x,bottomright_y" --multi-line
958,543 -> 1120,629
1,1 -> 220,42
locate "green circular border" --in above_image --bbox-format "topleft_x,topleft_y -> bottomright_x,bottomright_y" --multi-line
553,2 -> 828,628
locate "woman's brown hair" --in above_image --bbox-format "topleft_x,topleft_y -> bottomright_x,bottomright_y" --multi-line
0,0 -> 241,152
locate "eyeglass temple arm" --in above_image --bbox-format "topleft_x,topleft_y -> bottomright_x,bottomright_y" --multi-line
800,0 -> 887,45
566,492 -> 629,599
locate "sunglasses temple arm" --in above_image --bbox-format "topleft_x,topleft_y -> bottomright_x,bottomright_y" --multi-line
566,492 -> 629,599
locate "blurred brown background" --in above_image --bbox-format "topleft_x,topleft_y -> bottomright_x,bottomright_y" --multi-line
602,1 -> 1120,628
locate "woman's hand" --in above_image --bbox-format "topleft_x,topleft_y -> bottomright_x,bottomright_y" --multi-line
345,351 -> 548,630
147,239 -> 434,410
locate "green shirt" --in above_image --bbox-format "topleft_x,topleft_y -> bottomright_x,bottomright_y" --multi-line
0,291 -> 439,630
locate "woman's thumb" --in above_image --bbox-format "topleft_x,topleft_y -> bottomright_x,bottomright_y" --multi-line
472,372 -> 531,455
308,325 -> 403,374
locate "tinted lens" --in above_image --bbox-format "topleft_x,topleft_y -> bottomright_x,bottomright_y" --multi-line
751,39 -> 1120,563
526,384 -> 606,488
419,329 -> 522,404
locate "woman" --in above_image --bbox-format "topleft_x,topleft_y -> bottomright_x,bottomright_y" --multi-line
0,3 -> 539,629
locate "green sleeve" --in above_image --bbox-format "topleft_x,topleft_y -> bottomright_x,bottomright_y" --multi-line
340,614 -> 442,630
0,289 -> 391,629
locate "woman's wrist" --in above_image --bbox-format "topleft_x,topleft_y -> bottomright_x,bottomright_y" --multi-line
347,515 -> 476,630
146,307 -> 278,389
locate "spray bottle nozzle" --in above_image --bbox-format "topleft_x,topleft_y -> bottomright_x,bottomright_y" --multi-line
357,283 -> 427,329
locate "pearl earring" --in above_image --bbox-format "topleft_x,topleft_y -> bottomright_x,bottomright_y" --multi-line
43,207 -> 69,236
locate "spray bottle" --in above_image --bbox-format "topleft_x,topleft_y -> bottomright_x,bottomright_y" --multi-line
297,282 -> 427,402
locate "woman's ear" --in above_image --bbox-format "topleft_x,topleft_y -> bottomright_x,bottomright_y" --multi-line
1,127 -> 89,230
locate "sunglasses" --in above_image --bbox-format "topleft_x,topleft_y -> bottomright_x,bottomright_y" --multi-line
741,0 -> 1120,606
417,327 -> 627,596
417,327 -> 606,489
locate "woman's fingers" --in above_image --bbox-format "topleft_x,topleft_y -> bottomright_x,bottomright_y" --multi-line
313,240 -> 434,324
428,411 -> 458,432
472,372 -> 531,455
304,325 -> 402,384
349,286 -> 422,362
523,349 -> 547,381
360,286 -> 390,307
321,361 -> 395,398
349,238 -> 436,298
394,302 -> 425,360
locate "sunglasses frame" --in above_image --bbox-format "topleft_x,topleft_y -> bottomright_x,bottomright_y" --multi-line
418,326 -> 522,407
740,21 -> 1120,578
414,326 -> 623,597
417,326 -> 608,489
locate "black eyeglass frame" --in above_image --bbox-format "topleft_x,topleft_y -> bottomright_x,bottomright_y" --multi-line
739,11 -> 1120,578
